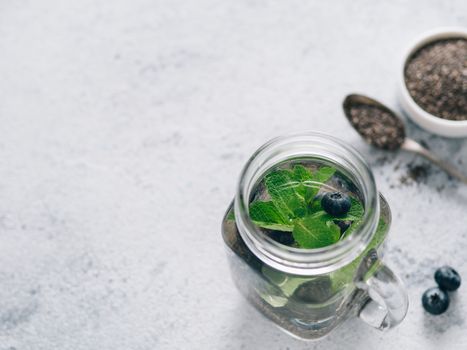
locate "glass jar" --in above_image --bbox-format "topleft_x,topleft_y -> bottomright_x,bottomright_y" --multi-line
221,132 -> 408,340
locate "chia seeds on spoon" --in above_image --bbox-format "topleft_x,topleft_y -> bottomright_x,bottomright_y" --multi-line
343,94 -> 467,183
404,38 -> 467,121
344,99 -> 406,150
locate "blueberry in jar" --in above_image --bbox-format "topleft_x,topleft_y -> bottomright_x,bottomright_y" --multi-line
435,266 -> 461,291
321,191 -> 351,217
264,229 -> 295,246
334,220 -> 352,234
422,287 -> 450,315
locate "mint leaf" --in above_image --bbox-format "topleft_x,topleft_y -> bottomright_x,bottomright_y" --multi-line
314,166 -> 335,183
250,201 -> 287,223
262,265 -> 312,297
338,198 -> 365,239
347,197 -> 364,219
293,165 -> 325,205
305,166 -> 335,204
292,165 -> 313,182
249,201 -> 293,232
265,170 -> 305,218
293,213 -> 340,248
291,165 -> 315,201
253,223 -> 294,232
304,189 -> 318,206
331,218 -> 388,291
227,209 -> 235,221
308,197 -> 322,213
262,166 -> 335,220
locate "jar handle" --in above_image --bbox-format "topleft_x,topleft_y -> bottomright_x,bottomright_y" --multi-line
356,249 -> 409,330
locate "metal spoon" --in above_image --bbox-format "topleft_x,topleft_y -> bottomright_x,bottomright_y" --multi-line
343,94 -> 467,184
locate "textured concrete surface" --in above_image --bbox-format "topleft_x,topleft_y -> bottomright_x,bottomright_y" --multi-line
0,1 -> 466,349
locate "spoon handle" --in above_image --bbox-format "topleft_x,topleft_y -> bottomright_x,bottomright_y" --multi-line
401,138 -> 467,185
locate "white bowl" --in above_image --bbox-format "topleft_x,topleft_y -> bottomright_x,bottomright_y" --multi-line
398,27 -> 467,138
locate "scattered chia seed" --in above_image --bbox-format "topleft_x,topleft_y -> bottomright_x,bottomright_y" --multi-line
408,164 -> 430,182
399,163 -> 431,185
404,38 -> 467,121
346,104 -> 406,150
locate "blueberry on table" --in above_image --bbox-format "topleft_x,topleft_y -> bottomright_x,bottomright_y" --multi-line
435,266 -> 461,291
321,192 -> 351,217
422,287 -> 450,315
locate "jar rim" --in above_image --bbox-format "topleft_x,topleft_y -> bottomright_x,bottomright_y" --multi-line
234,132 -> 380,275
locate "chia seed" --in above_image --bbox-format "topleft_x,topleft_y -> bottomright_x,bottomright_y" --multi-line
347,104 -> 405,150
404,38 -> 467,121
399,163 -> 431,185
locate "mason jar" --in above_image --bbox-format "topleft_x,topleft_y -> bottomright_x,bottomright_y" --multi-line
221,132 -> 408,340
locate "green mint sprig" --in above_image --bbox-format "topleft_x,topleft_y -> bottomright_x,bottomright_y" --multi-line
245,165 -> 364,249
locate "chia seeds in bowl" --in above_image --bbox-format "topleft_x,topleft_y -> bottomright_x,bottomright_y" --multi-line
404,37 -> 467,121
399,28 -> 467,137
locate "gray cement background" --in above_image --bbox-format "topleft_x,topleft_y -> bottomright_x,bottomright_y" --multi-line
0,1 -> 466,349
